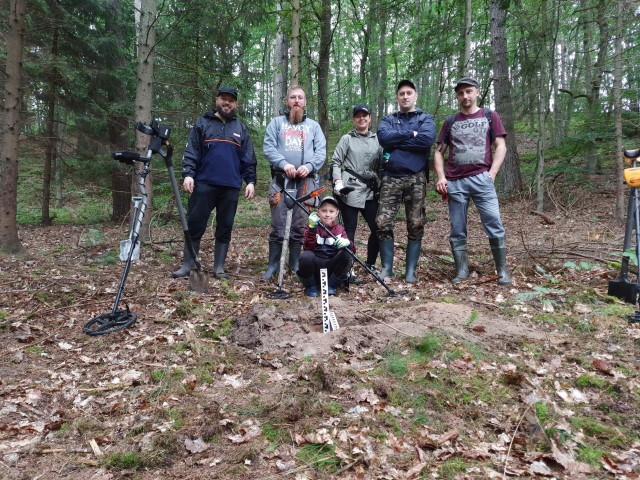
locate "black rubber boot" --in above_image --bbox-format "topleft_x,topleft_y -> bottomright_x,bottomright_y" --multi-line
261,242 -> 282,281
213,242 -> 230,279
172,239 -> 200,278
379,238 -> 394,279
328,272 -> 348,295
404,240 -> 421,283
289,241 -> 302,273
489,236 -> 512,285
298,274 -> 319,297
450,239 -> 469,284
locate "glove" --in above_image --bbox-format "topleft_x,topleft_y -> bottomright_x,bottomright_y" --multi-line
308,212 -> 320,228
334,179 -> 354,196
335,236 -> 350,249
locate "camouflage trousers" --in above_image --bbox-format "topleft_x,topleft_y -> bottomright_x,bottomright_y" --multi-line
376,171 -> 427,241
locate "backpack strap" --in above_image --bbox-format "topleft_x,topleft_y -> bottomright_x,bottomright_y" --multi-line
443,114 -> 456,146
483,107 -> 495,144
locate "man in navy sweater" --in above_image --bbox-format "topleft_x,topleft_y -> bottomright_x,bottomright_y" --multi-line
172,86 -> 257,279
376,80 -> 435,283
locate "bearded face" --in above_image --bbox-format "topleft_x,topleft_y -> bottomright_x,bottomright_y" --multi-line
216,93 -> 237,120
286,88 -> 306,124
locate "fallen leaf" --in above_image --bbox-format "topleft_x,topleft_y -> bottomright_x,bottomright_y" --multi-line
592,359 -> 614,376
185,437 -> 209,453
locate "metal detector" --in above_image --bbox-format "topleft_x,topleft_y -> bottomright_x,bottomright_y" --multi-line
83,120 -> 170,336
275,178 -> 409,298
619,147 -> 640,324
267,183 -> 327,300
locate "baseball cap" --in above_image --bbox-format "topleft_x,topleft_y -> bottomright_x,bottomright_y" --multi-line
454,77 -> 479,91
319,195 -> 339,208
352,104 -> 370,116
397,79 -> 416,92
217,86 -> 238,100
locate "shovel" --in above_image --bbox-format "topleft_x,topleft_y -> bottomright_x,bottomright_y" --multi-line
164,146 -> 209,293
119,196 -> 142,262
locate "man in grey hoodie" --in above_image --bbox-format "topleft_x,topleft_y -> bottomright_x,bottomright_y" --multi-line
261,85 -> 327,281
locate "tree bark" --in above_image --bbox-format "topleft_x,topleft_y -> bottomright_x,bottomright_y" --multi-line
0,0 -> 26,253
489,0 -> 522,194
42,22 -> 60,226
106,0 -> 132,222
272,2 -> 289,116
133,0 -> 156,242
290,0 -> 301,84
461,0 -> 472,75
316,0 -> 331,139
613,0 -> 625,219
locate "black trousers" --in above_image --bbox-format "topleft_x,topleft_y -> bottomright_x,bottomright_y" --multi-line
336,197 -> 379,266
297,250 -> 351,280
187,183 -> 240,243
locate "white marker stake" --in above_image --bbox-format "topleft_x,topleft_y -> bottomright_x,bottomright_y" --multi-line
320,269 -> 339,332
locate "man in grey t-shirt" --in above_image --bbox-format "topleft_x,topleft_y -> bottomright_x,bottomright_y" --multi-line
434,77 -> 512,286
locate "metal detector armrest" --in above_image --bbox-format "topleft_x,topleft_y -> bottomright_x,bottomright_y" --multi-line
112,151 -> 141,165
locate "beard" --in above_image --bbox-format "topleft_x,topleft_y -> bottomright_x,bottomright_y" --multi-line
217,106 -> 236,120
288,106 -> 304,124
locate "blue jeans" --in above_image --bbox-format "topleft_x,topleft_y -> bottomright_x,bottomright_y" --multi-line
447,172 -> 505,241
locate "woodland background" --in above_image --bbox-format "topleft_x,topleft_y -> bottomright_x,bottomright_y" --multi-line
2,2 -> 640,479
0,0 -> 639,250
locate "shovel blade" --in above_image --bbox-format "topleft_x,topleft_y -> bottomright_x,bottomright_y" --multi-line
119,240 -> 140,261
189,268 -> 209,293
607,278 -> 638,305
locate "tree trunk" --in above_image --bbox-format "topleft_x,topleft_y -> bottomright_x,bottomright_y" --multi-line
461,0 -> 472,75
489,0 -> 522,194
107,0 -> 131,222
376,19 -> 387,122
133,0 -> 156,242
584,0 -> 609,173
613,0 -> 625,220
535,76 -> 547,212
317,0 -> 331,139
291,0 -> 301,84
42,23 -> 60,226
0,0 -> 26,253
272,2 -> 289,116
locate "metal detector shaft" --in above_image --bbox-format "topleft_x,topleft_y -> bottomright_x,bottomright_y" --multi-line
277,184 -> 401,296
112,158 -> 150,314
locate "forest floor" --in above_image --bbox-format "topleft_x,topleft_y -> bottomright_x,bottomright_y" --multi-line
1,174 -> 640,479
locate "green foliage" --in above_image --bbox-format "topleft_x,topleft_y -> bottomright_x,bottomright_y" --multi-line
103,452 -> 147,470
198,317 -> 234,340
576,446 -> 604,466
535,401 -> 550,424
575,374 -> 607,390
516,286 -> 566,301
296,443 -> 341,472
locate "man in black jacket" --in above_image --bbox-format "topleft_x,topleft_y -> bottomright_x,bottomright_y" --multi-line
172,86 -> 257,279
